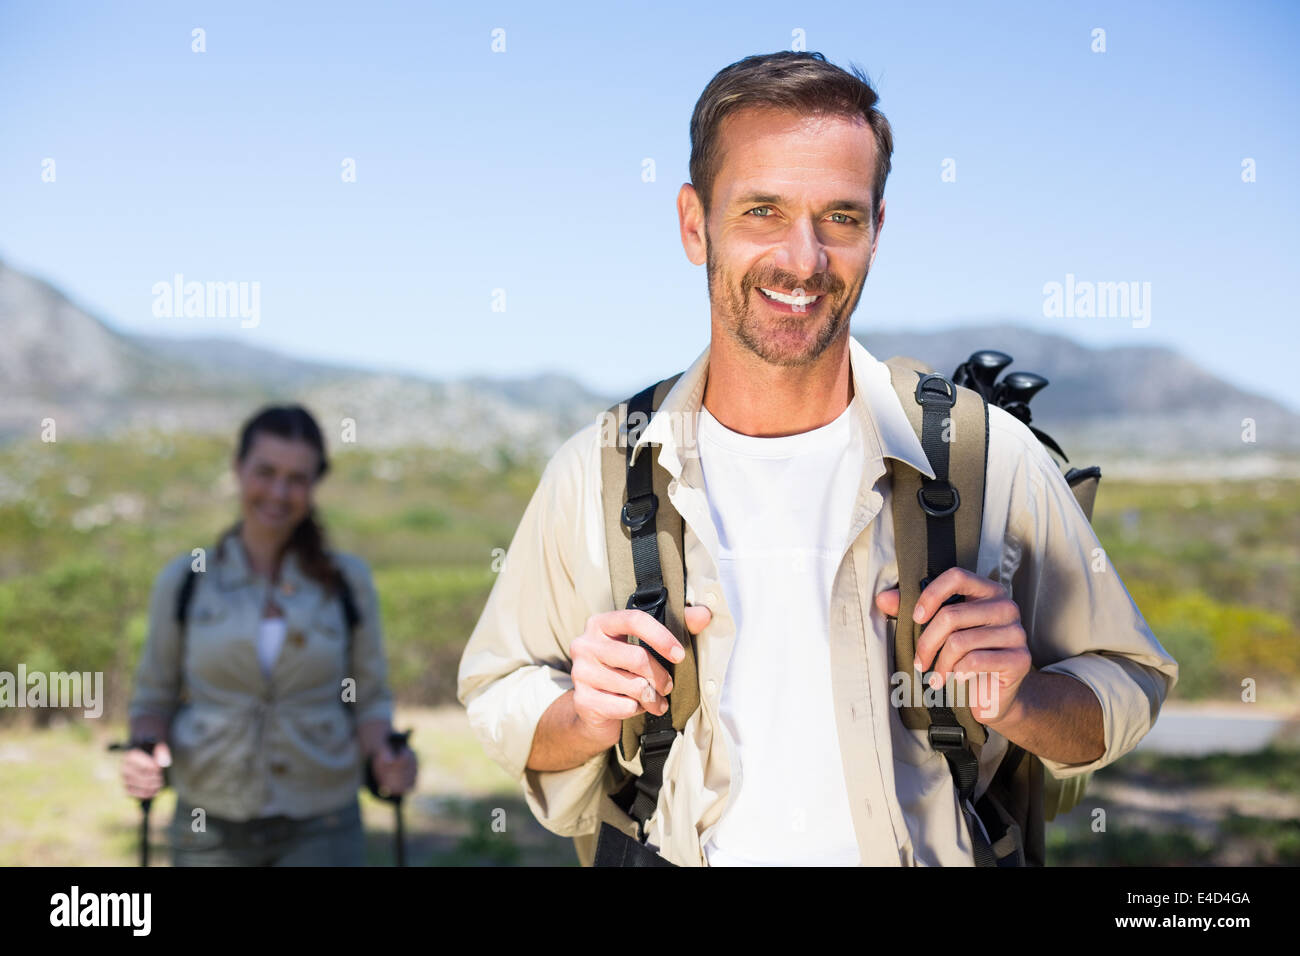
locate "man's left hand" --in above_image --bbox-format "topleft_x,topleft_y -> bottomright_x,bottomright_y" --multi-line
875,567 -> 1031,726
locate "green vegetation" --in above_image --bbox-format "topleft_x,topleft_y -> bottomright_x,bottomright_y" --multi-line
0,432 -> 541,719
1,434 -> 1298,717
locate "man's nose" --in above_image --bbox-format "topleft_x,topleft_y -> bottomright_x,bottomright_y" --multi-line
774,217 -> 828,285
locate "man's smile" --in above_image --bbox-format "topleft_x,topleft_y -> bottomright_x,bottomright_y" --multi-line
756,286 -> 825,313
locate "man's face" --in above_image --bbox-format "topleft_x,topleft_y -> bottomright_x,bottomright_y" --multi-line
689,106 -> 884,367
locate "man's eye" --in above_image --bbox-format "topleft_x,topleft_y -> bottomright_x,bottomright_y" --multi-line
747,206 -> 773,218
829,212 -> 856,224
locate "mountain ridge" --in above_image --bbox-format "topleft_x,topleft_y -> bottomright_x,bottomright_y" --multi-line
2,260 -> 1295,458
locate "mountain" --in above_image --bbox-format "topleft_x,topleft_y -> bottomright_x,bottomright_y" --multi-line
0,262 -> 609,456
853,325 -> 1300,460
1,260 -> 1296,463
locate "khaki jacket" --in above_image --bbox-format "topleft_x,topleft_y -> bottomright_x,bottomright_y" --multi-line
458,338 -> 1179,866
129,532 -> 394,820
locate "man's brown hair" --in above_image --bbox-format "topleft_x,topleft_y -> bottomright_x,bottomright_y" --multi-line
689,51 -> 894,230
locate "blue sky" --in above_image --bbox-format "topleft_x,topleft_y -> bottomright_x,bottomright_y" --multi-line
2,0 -> 1298,408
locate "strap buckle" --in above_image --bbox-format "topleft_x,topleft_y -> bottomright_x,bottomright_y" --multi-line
620,493 -> 658,532
915,372 -> 957,408
917,481 -> 961,517
639,729 -> 678,755
927,723 -> 967,752
626,586 -> 668,621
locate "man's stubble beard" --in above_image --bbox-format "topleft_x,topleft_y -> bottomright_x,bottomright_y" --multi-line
705,236 -> 868,369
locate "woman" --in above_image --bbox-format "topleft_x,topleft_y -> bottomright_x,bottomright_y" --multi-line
121,405 -> 417,865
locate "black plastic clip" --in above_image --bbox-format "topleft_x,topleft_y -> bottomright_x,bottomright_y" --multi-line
627,586 -> 668,622
917,482 -> 961,517
915,372 -> 957,407
621,494 -> 658,532
928,723 -> 967,752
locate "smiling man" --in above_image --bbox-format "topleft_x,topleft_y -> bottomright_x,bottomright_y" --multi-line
457,51 -> 1177,867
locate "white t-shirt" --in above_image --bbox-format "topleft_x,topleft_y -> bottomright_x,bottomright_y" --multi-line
697,401 -> 865,866
257,614 -> 287,679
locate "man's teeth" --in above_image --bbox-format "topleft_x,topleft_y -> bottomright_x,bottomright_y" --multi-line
760,288 -> 820,306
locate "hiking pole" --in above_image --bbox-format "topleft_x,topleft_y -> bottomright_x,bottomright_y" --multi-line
365,729 -> 413,866
108,737 -> 159,867
953,350 -> 1012,401
992,371 -> 1069,460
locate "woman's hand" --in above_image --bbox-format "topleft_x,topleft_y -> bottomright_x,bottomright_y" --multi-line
121,742 -> 172,800
369,741 -> 417,798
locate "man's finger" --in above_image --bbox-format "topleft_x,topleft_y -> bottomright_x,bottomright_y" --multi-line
576,684 -> 652,723
589,639 -> 674,695
875,588 -> 900,618
594,608 -> 685,663
684,604 -> 712,636
583,663 -> 669,714
913,567 -> 1003,625
930,624 -> 1027,682
915,598 -> 1021,672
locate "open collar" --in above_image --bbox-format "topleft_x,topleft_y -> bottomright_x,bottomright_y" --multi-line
214,525 -> 316,601
632,336 -> 936,481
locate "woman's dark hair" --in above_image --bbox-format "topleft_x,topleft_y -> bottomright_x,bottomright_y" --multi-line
230,404 -> 342,593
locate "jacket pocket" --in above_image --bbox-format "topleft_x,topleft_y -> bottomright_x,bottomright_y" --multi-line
170,706 -> 250,798
281,707 -> 358,774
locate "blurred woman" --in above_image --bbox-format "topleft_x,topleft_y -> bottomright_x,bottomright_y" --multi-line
121,405 -> 416,865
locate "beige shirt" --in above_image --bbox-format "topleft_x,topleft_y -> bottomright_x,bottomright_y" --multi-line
457,337 -> 1179,866
129,532 -> 394,820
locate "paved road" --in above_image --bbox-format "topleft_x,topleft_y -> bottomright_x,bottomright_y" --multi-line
1136,706 -> 1298,755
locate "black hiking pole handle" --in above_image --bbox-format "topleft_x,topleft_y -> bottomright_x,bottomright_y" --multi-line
386,729 -> 412,867
108,737 -> 159,867
362,729 -> 414,864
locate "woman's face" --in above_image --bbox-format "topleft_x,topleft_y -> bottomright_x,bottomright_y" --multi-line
233,432 -> 321,540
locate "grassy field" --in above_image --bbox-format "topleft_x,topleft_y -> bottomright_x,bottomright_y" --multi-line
0,706 -> 577,867
3,704 -> 1297,867
1,431 -> 1298,864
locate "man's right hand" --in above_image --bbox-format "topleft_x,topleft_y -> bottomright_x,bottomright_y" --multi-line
567,605 -> 712,748
121,742 -> 171,801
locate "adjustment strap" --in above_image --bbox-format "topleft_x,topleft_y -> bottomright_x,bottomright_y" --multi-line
915,372 -> 997,867
619,383 -> 676,841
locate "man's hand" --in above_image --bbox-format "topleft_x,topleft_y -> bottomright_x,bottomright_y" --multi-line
569,605 -> 712,742
875,567 -> 1031,725
526,604 -> 712,772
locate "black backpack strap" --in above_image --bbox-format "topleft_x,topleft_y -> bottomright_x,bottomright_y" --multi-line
337,570 -> 361,634
611,381 -> 679,841
912,372 -> 999,867
175,566 -> 199,626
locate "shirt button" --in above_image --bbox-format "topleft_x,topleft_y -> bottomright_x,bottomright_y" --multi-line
706,679 -> 718,696
668,479 -> 679,495
288,630 -> 306,648
271,762 -> 288,776
704,591 -> 718,607
280,581 -> 296,596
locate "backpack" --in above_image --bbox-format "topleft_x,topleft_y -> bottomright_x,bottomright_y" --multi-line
581,348 -> 1102,867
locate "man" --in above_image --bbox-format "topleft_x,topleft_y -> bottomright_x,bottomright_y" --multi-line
457,51 -> 1177,866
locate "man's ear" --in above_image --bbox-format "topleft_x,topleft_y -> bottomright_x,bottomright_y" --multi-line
678,183 -> 707,266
